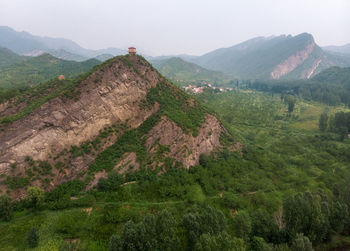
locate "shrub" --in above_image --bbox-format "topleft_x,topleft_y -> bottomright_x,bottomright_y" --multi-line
27,227 -> 39,248
0,195 -> 12,221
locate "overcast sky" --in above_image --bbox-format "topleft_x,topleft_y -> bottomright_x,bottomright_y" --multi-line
0,0 -> 349,56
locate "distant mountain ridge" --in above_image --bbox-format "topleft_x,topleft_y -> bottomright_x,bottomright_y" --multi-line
188,33 -> 350,80
151,57 -> 231,85
0,26 -> 125,61
323,44 -> 350,55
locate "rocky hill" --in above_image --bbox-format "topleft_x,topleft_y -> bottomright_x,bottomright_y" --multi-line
0,55 -> 232,199
191,33 -> 350,80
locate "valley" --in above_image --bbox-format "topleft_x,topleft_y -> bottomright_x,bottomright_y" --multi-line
0,14 -> 349,250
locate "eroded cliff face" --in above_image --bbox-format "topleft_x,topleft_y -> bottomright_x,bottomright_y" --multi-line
270,42 -> 315,79
0,56 -> 160,177
145,115 -> 224,168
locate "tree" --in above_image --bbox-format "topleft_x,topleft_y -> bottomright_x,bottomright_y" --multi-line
232,211 -> 251,241
319,113 -> 328,132
290,233 -> 313,251
26,186 -> 44,208
109,234 -> 122,251
287,99 -> 295,114
27,227 -> 39,248
0,195 -> 12,221
156,209 -> 179,250
122,220 -> 138,251
194,232 -> 246,251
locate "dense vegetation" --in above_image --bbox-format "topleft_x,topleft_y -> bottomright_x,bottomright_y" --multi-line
1,86 -> 350,250
0,50 -> 100,89
249,67 -> 350,106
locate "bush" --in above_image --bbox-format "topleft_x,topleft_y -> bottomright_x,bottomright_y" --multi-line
0,195 -> 12,221
27,227 -> 39,248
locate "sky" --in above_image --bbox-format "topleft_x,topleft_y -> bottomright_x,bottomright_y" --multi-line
0,0 -> 349,56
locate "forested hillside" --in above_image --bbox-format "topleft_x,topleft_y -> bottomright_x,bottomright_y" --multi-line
0,51 -> 100,89
250,66 -> 350,106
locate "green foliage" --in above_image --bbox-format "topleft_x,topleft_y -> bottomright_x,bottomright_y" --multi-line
290,233 -> 313,251
194,232 -> 246,251
26,186 -> 44,208
147,80 -> 207,135
232,211 -> 252,241
319,112 -> 328,132
108,234 -> 122,251
0,195 -> 12,221
251,67 -> 350,106
27,227 -> 39,248
3,176 -> 29,189
0,52 -> 100,90
55,210 -> 87,238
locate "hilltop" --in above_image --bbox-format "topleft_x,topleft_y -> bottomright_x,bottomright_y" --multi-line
0,55 -> 231,199
151,57 -> 231,85
190,33 -> 350,80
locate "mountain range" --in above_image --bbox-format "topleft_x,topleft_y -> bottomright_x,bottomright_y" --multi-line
185,33 -> 350,80
0,26 -> 124,61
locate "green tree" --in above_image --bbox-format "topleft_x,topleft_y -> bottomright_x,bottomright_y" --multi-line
290,233 -> 313,251
250,236 -> 273,251
26,186 -> 44,208
109,234 -> 122,251
194,232 -> 246,251
0,195 -> 12,221
122,220 -> 138,251
27,227 -> 39,248
319,113 -> 328,132
156,209 -> 179,250
232,211 -> 251,241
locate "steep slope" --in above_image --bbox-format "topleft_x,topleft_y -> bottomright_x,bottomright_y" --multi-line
193,33 -> 350,80
151,57 -> 231,85
0,55 -> 230,198
0,26 -> 124,60
0,53 -> 100,89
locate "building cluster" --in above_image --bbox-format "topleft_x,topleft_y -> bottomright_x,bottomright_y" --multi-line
183,83 -> 233,94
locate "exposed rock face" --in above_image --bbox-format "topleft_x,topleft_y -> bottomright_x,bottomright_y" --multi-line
270,42 -> 315,79
0,56 -> 230,197
0,57 -> 160,176
303,57 -> 322,79
146,115 -> 224,168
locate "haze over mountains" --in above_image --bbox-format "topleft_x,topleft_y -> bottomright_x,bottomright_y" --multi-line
1,26 -> 350,89
186,33 -> 350,80
0,26 -> 124,61
150,57 -> 231,85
